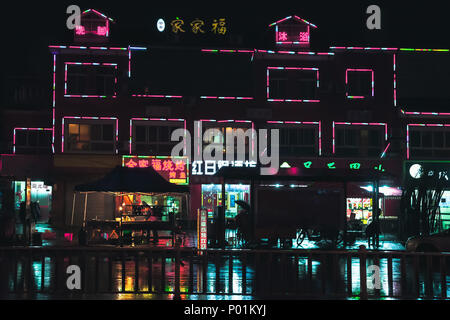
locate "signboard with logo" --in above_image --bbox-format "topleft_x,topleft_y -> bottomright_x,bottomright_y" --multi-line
197,207 -> 208,250
122,156 -> 189,185
404,160 -> 450,185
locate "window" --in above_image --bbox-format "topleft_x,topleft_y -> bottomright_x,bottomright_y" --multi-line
66,63 -> 116,97
133,122 -> 184,155
269,77 -> 287,99
14,129 -> 52,154
277,126 -> 317,157
66,121 -> 116,153
409,127 -> 450,158
346,69 -> 374,99
335,127 -> 384,157
201,123 -> 254,159
267,67 -> 319,101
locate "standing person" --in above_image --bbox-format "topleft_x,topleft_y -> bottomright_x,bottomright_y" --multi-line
144,204 -> 159,244
19,202 -> 31,245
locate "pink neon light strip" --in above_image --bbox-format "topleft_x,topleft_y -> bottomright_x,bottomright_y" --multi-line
330,47 -> 399,51
52,54 -> 56,153
49,45 -> 128,51
267,67 -> 320,103
201,48 -> 334,55
333,122 -> 388,154
402,110 -> 450,116
345,69 -> 374,99
64,62 -> 118,98
128,47 -> 131,78
380,142 -> 391,158
330,47 -> 449,52
269,15 -> 317,28
201,49 -> 254,53
393,54 -> 397,107
132,94 -> 183,98
129,118 -> 185,154
13,128 -> 53,154
200,96 -> 254,100
82,9 -> 114,22
61,116 -> 119,153
266,120 -> 321,155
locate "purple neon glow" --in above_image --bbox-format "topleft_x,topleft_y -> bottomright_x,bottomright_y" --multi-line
267,120 -> 322,155
62,116 -> 119,153
345,69 -> 375,99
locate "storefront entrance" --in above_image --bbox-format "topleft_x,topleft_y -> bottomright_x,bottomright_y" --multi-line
12,181 -> 52,222
201,184 -> 250,219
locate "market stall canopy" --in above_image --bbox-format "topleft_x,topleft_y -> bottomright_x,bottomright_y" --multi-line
74,166 -> 189,194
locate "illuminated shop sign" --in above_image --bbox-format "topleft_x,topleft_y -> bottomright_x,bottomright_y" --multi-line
168,17 -> 227,34
192,160 -> 257,176
197,208 -> 208,250
404,161 -> 450,182
122,156 -> 189,185
299,160 -> 387,172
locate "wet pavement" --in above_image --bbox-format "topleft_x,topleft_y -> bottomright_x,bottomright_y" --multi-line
1,223 -> 448,300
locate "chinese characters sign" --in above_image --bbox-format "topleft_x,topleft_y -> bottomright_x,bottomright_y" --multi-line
122,156 -> 189,185
192,160 -> 257,176
276,24 -> 310,44
197,208 -> 208,250
169,17 -> 227,35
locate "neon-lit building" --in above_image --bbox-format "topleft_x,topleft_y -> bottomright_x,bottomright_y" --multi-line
1,11 -> 449,229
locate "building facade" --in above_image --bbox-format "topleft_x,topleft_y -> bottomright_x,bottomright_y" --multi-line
1,11 -> 449,229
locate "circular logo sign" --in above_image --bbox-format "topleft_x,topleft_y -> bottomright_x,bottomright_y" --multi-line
157,19 -> 165,32
409,164 -> 423,179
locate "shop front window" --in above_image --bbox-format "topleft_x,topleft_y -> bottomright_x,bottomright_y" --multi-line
201,184 -> 250,219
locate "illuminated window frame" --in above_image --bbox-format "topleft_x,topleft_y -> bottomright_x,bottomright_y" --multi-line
345,69 -> 374,99
332,122 -> 388,155
64,62 -> 118,98
401,109 -> 450,117
266,120 -> 322,156
406,123 -> 450,159
129,118 -> 186,155
196,119 -> 256,159
61,116 -> 119,154
13,128 -> 53,154
266,66 -> 320,103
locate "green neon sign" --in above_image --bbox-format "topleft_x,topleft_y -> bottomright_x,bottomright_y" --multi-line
303,161 -> 312,169
349,163 -> 361,170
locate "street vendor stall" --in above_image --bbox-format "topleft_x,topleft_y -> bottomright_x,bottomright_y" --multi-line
72,165 -> 189,246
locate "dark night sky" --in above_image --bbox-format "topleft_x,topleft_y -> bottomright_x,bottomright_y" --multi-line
1,0 -> 450,77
